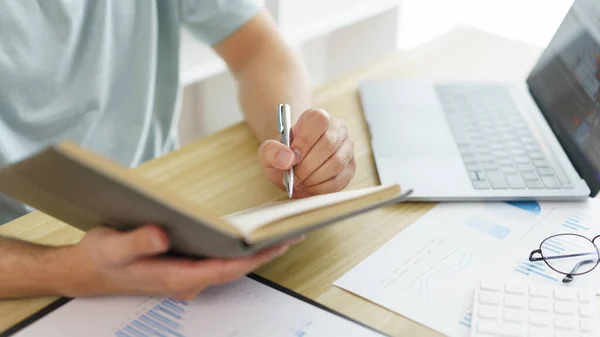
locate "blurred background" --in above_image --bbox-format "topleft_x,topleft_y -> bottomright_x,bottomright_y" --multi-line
178,0 -> 575,144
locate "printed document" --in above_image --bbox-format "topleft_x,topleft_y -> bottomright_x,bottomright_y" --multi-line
334,200 -> 600,337
13,276 -> 383,337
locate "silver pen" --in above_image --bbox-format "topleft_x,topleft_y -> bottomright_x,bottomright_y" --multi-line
278,104 -> 294,198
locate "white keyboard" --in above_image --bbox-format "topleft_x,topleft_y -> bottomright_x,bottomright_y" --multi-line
471,280 -> 599,337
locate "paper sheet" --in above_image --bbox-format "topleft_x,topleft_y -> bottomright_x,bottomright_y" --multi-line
224,185 -> 390,236
12,277 -> 383,337
334,200 -> 600,337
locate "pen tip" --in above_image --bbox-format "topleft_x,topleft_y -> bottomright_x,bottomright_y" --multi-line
288,189 -> 293,199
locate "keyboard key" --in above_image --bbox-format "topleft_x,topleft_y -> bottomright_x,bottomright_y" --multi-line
506,174 -> 526,189
554,288 -> 576,302
537,167 -> 554,176
472,180 -> 490,189
527,327 -> 553,337
554,316 -> 577,330
505,283 -> 526,295
505,294 -> 527,309
486,170 -> 508,189
469,171 -> 479,180
555,332 -> 578,337
480,291 -> 502,305
481,280 -> 502,292
530,286 -> 551,298
477,321 -> 526,337
514,156 -> 530,164
478,305 -> 500,319
529,151 -> 544,160
502,166 -> 519,174
580,305 -> 593,317
532,159 -> 548,167
530,299 -> 551,312
541,175 -> 561,189
526,179 -> 544,189
580,319 -> 595,332
504,309 -> 525,323
578,291 -> 593,303
554,302 -> 577,315
521,171 -> 539,181
529,312 -> 551,326
498,158 -> 514,166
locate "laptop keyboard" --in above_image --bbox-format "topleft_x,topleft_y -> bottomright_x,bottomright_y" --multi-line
435,85 -> 574,190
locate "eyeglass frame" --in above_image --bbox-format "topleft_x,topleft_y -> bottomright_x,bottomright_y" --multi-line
528,233 -> 600,283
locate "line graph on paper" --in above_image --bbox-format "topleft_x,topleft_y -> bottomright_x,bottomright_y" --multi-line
379,237 -> 479,302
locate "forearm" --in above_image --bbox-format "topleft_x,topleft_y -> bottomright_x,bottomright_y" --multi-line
0,237 -> 71,298
237,46 -> 311,142
213,9 -> 312,142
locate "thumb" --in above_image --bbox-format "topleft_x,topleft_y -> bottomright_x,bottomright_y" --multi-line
258,139 -> 295,170
96,224 -> 170,266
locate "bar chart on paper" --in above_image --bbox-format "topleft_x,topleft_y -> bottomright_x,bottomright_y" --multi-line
114,298 -> 189,337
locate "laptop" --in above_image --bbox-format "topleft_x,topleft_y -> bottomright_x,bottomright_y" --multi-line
360,0 -> 600,201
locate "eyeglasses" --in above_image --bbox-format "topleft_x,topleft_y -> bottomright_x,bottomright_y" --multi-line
529,234 -> 600,283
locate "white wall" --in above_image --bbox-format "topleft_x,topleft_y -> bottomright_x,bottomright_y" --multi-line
399,0 -> 575,50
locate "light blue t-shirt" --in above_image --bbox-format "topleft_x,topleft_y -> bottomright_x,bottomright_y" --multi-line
0,0 -> 263,224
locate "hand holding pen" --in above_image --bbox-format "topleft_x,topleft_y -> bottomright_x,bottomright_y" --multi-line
258,106 -> 357,198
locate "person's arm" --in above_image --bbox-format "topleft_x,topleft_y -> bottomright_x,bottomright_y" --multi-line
214,9 -> 356,197
0,225 -> 299,299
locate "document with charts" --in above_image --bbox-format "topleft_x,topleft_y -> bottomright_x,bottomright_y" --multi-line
334,200 -> 600,337
10,276 -> 383,337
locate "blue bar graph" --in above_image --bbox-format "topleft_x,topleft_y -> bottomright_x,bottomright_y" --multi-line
115,299 -> 188,337
464,216 -> 511,239
515,261 -> 559,282
458,312 -> 472,328
561,214 -> 589,231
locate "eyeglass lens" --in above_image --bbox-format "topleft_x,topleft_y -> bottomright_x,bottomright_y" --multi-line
541,234 -> 599,276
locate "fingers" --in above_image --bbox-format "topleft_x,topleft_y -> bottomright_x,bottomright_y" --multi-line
294,117 -> 348,184
302,137 -> 354,188
291,109 -> 330,164
93,225 -> 170,266
305,158 -> 356,195
129,242 -> 294,298
258,139 -> 295,170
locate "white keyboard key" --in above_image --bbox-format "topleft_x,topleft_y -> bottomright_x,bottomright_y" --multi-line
505,294 -> 527,309
554,316 -> 577,330
481,280 -> 502,292
553,288 -> 576,302
529,299 -> 551,312
578,291 -> 592,303
527,327 -> 553,337
580,319 -> 595,332
478,305 -> 500,319
553,302 -> 576,316
529,313 -> 551,327
505,283 -> 526,295
504,309 -> 525,323
529,285 -> 551,298
478,321 -> 526,337
471,280 -> 599,337
579,305 -> 593,318
480,291 -> 502,305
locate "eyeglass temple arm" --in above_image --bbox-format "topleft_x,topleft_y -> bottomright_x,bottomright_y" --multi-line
529,250 -> 596,262
563,258 -> 598,283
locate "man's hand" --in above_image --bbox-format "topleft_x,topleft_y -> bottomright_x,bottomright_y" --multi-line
259,108 -> 356,197
57,225 -> 300,300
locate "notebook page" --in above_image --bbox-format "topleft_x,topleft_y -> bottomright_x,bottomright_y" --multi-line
223,185 -> 390,236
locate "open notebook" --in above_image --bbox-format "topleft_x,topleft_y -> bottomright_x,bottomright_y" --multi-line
0,141 -> 411,258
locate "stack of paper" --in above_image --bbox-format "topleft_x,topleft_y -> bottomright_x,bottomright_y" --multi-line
334,200 -> 600,337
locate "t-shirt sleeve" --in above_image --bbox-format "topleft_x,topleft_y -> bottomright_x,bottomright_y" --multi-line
180,0 -> 265,45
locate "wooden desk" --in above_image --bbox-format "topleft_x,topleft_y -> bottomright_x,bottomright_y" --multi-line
0,27 -> 596,336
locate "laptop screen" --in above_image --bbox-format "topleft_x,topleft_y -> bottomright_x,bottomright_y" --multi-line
527,0 -> 600,195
